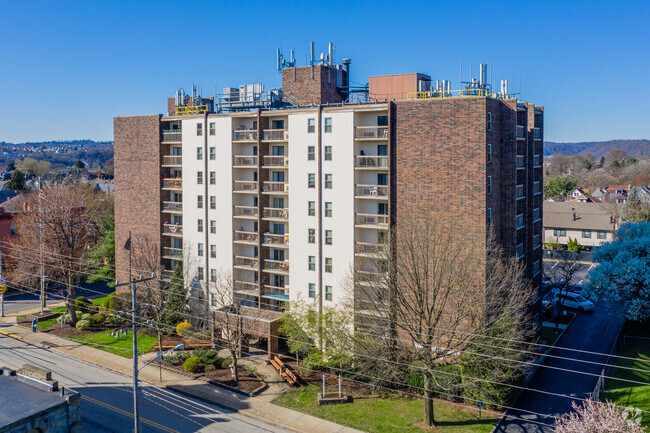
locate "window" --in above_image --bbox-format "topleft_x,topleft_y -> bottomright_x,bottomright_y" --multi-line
597,231 -> 607,239
582,230 -> 592,239
307,118 -> 315,133
211,292 -> 217,306
487,208 -> 492,227
324,117 -> 332,133
377,115 -> 388,126
325,258 -> 332,273
324,146 -> 332,161
308,201 -> 316,216
486,176 -> 492,195
10,223 -> 16,236
211,244 -> 216,258
308,283 -> 316,298
198,267 -> 204,280
325,230 -> 332,245
325,286 -> 332,301
210,220 -> 216,234
197,195 -> 203,209
197,123 -> 203,136
198,219 -> 204,233
487,143 -> 492,163
308,229 -> 316,244
209,147 -> 216,160
487,112 -> 492,132
308,173 -> 316,188
308,146 -> 315,161
197,171 -> 203,185
324,174 -> 332,189
325,202 -> 332,217
197,147 -> 203,160
198,243 -> 204,257
209,122 -> 215,136
210,196 -> 216,210
210,171 -> 216,185
308,256 -> 316,271
554,229 -> 566,237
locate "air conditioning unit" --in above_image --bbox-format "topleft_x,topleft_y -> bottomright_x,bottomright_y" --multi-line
284,184 -> 290,192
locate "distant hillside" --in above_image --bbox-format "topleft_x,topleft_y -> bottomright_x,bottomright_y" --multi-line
545,139 -> 650,158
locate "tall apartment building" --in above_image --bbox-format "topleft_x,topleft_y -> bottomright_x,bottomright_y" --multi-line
114,59 -> 543,355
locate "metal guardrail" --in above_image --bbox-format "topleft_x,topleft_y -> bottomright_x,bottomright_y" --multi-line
262,129 -> 288,141
233,156 -> 257,166
262,181 -> 288,193
264,259 -> 289,272
175,105 -> 208,115
354,126 -> 389,139
233,181 -> 258,192
162,201 -> 182,212
162,131 -> 182,142
234,231 -> 259,243
263,208 -> 288,219
407,88 -> 491,100
162,178 -> 182,189
263,156 -> 289,167
234,206 -> 258,217
162,155 -> 182,165
356,184 -> 389,197
356,156 -> 389,168
234,256 -> 258,268
356,213 -> 389,226
232,130 -> 258,141
263,233 -> 289,246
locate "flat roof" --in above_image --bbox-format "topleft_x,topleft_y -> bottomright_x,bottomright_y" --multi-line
0,374 -> 69,428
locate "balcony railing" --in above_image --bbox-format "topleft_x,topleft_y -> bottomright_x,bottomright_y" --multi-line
163,247 -> 183,259
233,181 -> 258,193
533,207 -> 541,221
262,181 -> 288,193
234,205 -> 258,218
233,156 -> 258,167
516,125 -> 525,139
355,126 -> 389,139
533,127 -> 542,140
516,184 -> 525,198
162,178 -> 182,190
516,214 -> 525,229
356,213 -> 389,227
534,155 -> 542,166
234,231 -> 259,243
262,129 -> 289,141
355,241 -> 388,255
263,233 -> 289,246
516,155 -> 525,169
264,285 -> 289,295
162,131 -> 182,142
264,259 -> 289,272
163,223 -> 182,235
533,181 -> 541,194
234,280 -> 259,293
263,208 -> 288,220
263,156 -> 289,167
162,155 -> 182,166
232,130 -> 258,142
234,256 -> 258,269
356,184 -> 389,198
162,201 -> 182,212
355,156 -> 389,169
517,243 -> 524,258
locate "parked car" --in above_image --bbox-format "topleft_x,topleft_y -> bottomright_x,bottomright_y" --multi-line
541,300 -> 553,321
553,292 -> 594,312
551,284 -> 583,295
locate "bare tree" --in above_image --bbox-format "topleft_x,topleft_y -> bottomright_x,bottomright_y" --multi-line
351,212 -> 534,426
8,184 -> 106,324
542,250 -> 582,321
555,399 -> 643,433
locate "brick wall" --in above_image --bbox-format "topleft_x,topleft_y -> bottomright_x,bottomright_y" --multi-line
114,115 -> 162,291
282,65 -> 346,106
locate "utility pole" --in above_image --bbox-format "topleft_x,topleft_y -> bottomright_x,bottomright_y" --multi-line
0,252 -> 4,318
39,177 -> 45,313
115,274 -> 154,433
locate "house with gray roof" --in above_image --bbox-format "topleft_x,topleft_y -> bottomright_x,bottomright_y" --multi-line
544,201 -> 618,249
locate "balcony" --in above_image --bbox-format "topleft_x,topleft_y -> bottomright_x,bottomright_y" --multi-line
517,214 -> 525,229
233,181 -> 258,193
263,208 -> 288,221
355,156 -> 389,170
234,256 -> 259,270
517,243 -> 524,258
533,207 -> 541,222
234,280 -> 259,294
516,125 -> 526,140
355,270 -> 388,286
355,241 -> 388,256
232,130 -> 258,142
162,201 -> 182,213
163,247 -> 183,260
534,234 -> 541,249
163,223 -> 182,237
162,131 -> 182,143
262,181 -> 288,194
263,156 -> 289,167
516,184 -> 525,199
234,205 -> 258,219
162,178 -> 182,190
263,233 -> 289,248
355,126 -> 389,140
262,129 -> 289,141
533,260 -> 541,275
233,156 -> 258,168
234,230 -> 259,245
534,127 -> 542,140
263,285 -> 289,301
534,155 -> 542,166
516,155 -> 525,169
356,213 -> 389,228
162,155 -> 182,166
263,259 -> 289,274
533,181 -> 541,195
355,184 -> 389,199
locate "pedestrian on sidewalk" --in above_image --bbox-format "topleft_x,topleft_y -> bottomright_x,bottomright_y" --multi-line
31,318 -> 37,333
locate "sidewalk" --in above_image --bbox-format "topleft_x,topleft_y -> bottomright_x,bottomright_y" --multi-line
0,320 -> 363,433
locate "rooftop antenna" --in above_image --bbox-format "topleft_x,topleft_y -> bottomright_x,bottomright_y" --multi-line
459,60 -> 462,89
290,49 -> 295,67
276,48 -> 282,71
328,42 -> 335,66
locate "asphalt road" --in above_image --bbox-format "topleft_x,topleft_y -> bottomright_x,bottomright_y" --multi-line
0,335 -> 289,433
1,281 -> 114,315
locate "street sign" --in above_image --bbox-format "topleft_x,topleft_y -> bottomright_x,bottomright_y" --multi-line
0,293 -> 3,301
0,285 -> 6,293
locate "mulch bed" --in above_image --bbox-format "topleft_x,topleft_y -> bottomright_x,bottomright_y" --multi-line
167,363 -> 264,394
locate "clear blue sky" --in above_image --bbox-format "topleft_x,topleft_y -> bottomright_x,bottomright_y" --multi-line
1,0 -> 649,143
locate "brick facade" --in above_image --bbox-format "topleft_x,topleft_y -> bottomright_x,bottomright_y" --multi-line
282,65 -> 346,106
114,115 -> 162,291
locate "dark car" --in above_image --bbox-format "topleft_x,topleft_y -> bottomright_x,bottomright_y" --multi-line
541,300 -> 553,321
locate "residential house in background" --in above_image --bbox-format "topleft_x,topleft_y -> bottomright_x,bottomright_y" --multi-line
544,201 -> 618,248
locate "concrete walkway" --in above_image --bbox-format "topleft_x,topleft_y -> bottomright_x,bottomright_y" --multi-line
0,319 -> 363,433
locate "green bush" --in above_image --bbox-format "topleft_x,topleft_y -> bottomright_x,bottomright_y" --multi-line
244,365 -> 257,375
75,297 -> 92,314
303,350 -> 325,371
163,351 -> 192,367
102,292 -> 115,309
92,313 -> 105,324
221,357 -> 233,369
327,351 -> 353,375
192,348 -> 208,358
75,319 -> 92,330
108,292 -> 131,314
81,313 -> 93,321
204,364 -> 216,373
199,349 -> 219,365
183,356 -> 203,373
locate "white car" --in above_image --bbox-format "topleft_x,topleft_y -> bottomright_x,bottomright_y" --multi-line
553,292 -> 594,312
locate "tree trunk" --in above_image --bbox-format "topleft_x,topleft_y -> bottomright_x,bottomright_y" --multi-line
230,348 -> 239,384
67,275 -> 77,325
423,370 -> 436,427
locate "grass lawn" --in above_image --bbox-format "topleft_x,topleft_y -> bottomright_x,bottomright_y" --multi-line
66,330 -> 157,358
603,342 -> 650,428
274,384 -> 498,433
91,295 -> 111,307
541,327 -> 563,346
